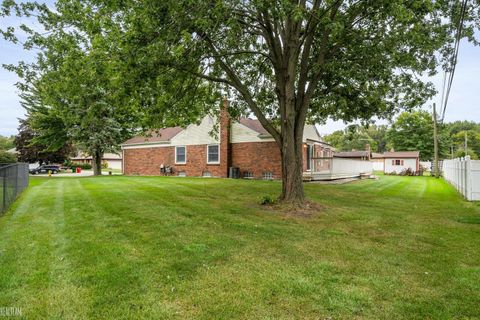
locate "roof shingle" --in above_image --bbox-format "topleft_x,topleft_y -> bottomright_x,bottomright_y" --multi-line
122,127 -> 183,145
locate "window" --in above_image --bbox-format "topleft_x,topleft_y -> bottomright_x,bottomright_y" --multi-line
243,171 -> 254,178
262,171 -> 274,180
178,171 -> 186,177
207,144 -> 220,164
202,171 -> 212,177
392,159 -> 404,166
306,145 -> 313,171
175,146 -> 186,164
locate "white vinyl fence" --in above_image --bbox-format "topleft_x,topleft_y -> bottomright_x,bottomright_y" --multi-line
443,156 -> 480,201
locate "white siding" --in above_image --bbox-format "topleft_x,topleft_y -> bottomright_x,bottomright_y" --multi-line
230,123 -> 321,144
170,116 -> 219,146
420,161 -> 432,171
384,158 -> 418,174
303,125 -> 321,142
230,123 -> 275,143
371,160 -> 384,171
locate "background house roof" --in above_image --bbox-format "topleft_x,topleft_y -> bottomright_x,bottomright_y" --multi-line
383,151 -> 420,158
334,151 -> 370,158
122,127 -> 183,145
72,152 -> 122,160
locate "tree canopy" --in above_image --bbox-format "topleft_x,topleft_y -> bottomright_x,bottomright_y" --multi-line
15,118 -> 73,165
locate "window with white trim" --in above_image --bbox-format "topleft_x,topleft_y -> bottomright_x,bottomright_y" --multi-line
175,146 -> 186,164
207,144 -> 220,164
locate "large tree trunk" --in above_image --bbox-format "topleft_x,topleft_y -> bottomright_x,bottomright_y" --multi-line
278,110 -> 305,204
92,150 -> 103,176
280,140 -> 305,204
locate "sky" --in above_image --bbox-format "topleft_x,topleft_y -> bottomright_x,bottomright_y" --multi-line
0,4 -> 479,137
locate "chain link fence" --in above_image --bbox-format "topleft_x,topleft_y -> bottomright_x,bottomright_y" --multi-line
0,163 -> 29,213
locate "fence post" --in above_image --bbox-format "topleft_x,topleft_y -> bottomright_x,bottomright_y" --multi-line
465,156 -> 472,200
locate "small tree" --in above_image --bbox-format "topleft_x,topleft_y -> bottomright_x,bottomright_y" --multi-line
0,151 -> 16,164
14,119 -> 73,165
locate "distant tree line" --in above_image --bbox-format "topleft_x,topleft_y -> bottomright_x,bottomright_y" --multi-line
323,111 -> 480,161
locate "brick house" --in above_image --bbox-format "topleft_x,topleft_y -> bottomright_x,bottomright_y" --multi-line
121,105 -> 333,179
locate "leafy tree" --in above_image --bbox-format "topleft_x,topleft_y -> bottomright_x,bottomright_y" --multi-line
14,119 -> 73,165
445,121 -> 480,136
324,124 -> 389,153
364,125 -> 389,154
454,148 -> 478,160
451,130 -> 480,159
324,125 -> 375,152
0,150 -> 16,164
1,2 -> 138,175
0,136 -> 15,151
386,111 -> 450,161
108,0 -> 478,204
3,1 -> 479,204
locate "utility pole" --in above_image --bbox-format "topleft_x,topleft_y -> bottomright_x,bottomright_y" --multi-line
465,131 -> 468,156
433,103 -> 440,178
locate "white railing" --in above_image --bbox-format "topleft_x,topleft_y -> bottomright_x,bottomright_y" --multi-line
443,156 -> 480,201
307,158 -> 373,180
331,158 -> 373,176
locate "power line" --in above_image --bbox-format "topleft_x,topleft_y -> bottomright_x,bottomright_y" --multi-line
440,0 -> 468,123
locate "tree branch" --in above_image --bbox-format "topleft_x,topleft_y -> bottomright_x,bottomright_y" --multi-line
199,31 -> 282,143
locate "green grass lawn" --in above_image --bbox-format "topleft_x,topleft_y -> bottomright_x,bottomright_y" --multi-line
0,175 -> 479,319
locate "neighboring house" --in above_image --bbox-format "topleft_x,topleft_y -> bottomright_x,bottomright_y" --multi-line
383,151 -> 420,174
371,152 -> 385,171
71,152 -> 123,170
334,151 -> 371,160
121,106 -> 333,179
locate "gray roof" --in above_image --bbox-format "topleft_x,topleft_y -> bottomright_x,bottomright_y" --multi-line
383,151 -> 420,158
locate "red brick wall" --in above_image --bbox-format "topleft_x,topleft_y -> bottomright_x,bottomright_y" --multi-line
230,141 -> 282,179
124,145 -> 227,177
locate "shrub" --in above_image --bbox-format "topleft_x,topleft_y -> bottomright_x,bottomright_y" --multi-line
72,163 -> 92,170
260,195 -> 276,205
0,151 -> 17,164
399,168 -> 416,176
